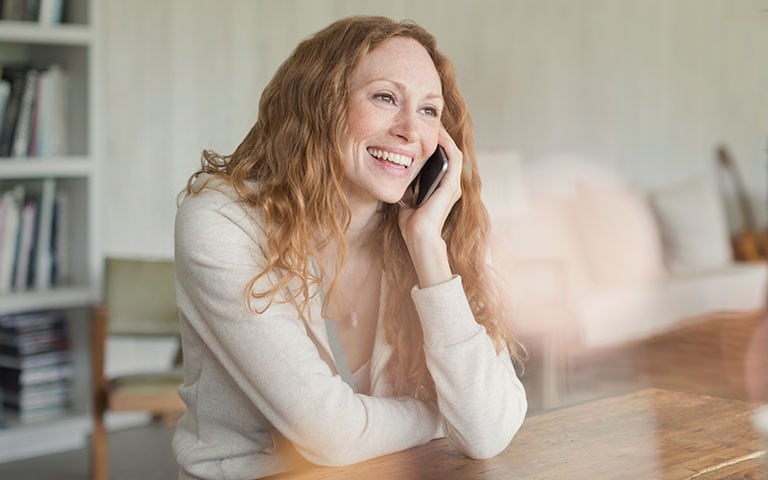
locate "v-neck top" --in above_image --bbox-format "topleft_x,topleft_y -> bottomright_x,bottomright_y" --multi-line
350,360 -> 371,394
173,173 -> 528,480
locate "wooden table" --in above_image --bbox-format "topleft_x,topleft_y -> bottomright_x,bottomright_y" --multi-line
269,388 -> 767,479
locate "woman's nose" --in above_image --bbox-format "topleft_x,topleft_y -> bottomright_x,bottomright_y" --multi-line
390,109 -> 418,142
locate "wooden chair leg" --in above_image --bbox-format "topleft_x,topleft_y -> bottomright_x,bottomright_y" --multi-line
91,305 -> 110,480
91,413 -> 109,480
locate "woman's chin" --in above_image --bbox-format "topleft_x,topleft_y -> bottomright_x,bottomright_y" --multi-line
384,190 -> 411,206
369,185 -> 409,206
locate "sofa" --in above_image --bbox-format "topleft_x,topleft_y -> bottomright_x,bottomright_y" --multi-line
479,151 -> 768,353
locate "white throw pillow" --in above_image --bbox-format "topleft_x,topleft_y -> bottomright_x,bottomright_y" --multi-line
650,177 -> 732,273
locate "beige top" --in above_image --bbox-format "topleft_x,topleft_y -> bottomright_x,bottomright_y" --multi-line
172,174 -> 527,480
350,360 -> 371,394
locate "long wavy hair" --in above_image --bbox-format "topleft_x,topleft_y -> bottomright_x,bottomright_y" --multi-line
184,15 -> 523,400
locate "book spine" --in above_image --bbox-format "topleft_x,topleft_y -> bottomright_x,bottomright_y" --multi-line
33,178 -> 55,289
0,79 -> 11,137
12,199 -> 37,291
0,67 -> 28,158
51,188 -> 68,284
0,186 -> 24,294
21,0 -> 40,22
34,64 -> 68,157
37,0 -> 63,25
1,0 -> 26,21
12,68 -> 39,157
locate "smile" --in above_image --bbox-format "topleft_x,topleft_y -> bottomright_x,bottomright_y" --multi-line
367,148 -> 412,168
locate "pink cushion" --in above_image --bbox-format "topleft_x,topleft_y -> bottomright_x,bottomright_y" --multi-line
571,187 -> 666,288
491,196 -> 593,298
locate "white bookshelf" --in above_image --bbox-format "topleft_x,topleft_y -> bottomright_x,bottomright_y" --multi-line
0,21 -> 91,45
0,156 -> 93,178
0,0 -> 100,462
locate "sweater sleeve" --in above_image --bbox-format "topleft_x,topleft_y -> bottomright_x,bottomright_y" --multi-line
175,182 -> 440,466
410,276 -> 527,459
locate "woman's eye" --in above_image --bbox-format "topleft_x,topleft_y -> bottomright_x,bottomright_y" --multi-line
373,93 -> 395,104
421,106 -> 439,117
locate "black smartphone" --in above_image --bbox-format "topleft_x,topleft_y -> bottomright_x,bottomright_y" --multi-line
411,146 -> 448,207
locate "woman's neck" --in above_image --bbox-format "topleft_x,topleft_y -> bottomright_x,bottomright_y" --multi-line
345,197 -> 381,254
315,197 -> 381,281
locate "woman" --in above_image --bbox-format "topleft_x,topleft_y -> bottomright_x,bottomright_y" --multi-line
173,15 -> 527,480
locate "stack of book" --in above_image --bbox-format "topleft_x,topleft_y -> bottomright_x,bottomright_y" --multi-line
0,178 -> 70,293
0,311 -> 72,422
0,63 -> 69,159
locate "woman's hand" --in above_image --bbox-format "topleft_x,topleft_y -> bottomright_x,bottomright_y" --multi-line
398,127 -> 462,287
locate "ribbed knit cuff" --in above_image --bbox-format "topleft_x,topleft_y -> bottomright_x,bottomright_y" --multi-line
410,275 -> 481,348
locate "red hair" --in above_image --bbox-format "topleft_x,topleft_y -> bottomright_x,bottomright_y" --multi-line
184,16 -> 523,400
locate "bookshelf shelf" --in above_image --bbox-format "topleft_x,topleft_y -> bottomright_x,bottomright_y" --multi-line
0,285 -> 95,315
0,22 -> 91,46
0,156 -> 93,178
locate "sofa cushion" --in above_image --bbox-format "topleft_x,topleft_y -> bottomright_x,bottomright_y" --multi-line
650,177 -> 732,273
482,151 -> 594,299
571,186 -> 666,288
525,154 -> 625,196
577,262 -> 768,347
490,197 -> 593,300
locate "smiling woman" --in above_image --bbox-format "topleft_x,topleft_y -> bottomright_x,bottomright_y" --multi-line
172,15 -> 527,480
342,35 -> 443,206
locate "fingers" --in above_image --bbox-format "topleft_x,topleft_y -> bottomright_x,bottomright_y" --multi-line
438,127 -> 460,160
437,127 -> 462,203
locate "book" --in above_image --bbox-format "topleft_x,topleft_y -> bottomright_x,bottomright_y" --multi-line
0,79 -> 11,132
0,349 -> 69,369
0,362 -> 73,388
0,66 -> 29,158
11,68 -> 39,157
21,0 -> 40,22
33,178 -> 55,289
50,187 -> 68,284
12,199 -> 37,290
1,0 -> 26,21
2,379 -> 71,410
0,311 -> 63,333
0,326 -> 68,356
0,0 -> 44,22
33,64 -> 68,156
0,311 -> 70,386
38,0 -> 63,25
0,185 -> 24,294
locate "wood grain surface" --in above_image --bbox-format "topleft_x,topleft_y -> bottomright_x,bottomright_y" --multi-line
267,388 -> 766,480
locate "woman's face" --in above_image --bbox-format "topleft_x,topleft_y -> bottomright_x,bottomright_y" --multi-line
342,36 -> 444,207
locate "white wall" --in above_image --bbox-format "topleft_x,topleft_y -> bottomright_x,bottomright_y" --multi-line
101,0 -> 768,257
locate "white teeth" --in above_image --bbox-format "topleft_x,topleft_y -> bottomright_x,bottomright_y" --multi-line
367,148 -> 412,168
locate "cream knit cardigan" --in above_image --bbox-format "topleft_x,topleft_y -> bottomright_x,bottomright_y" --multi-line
172,174 -> 527,480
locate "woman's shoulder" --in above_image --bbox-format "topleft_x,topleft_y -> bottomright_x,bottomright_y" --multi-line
179,173 -> 260,212
176,173 -> 267,241
183,172 -> 253,201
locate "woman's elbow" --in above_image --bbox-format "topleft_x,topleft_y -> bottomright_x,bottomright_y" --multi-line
293,432 -> 375,468
461,425 -> 517,460
458,399 -> 527,460
295,443 -> 360,468
464,440 -> 508,460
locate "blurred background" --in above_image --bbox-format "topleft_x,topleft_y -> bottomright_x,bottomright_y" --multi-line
102,0 -> 768,258
0,0 -> 766,478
